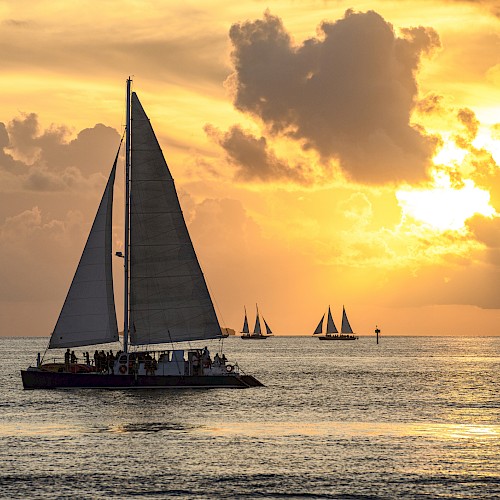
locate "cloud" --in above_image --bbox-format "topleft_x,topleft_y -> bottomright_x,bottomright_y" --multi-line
457,108 -> 480,141
0,6 -> 229,92
226,10 -> 441,185
205,124 -> 313,185
468,215 -> 500,249
0,112 -> 120,191
338,192 -> 373,227
5,113 -> 120,174
447,108 -> 499,189
0,207 -> 85,301
0,122 -> 27,174
416,93 -> 445,114
384,261 -> 500,309
446,0 -> 500,18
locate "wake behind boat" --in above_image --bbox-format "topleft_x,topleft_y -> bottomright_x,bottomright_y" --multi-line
21,79 -> 263,389
313,306 -> 358,340
241,305 -> 273,339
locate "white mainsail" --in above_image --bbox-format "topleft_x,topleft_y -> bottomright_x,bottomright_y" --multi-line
326,306 -> 338,335
313,314 -> 325,334
49,158 -> 119,348
129,93 -> 221,345
341,306 -> 354,334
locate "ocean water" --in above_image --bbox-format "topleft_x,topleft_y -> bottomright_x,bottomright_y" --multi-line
1,335 -> 499,499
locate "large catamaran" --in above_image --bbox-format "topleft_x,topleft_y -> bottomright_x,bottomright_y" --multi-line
21,79 -> 263,389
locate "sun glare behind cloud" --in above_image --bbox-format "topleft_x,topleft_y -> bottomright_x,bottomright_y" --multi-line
432,136 -> 468,167
396,172 -> 496,231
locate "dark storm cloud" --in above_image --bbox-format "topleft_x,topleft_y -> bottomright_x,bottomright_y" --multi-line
226,10 -> 441,184
205,124 -> 312,185
0,113 -> 120,191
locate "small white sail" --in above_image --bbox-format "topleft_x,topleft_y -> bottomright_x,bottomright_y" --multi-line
341,306 -> 354,334
313,314 -> 325,334
326,306 -> 338,334
241,307 -> 249,334
49,158 -> 119,349
253,305 -> 261,335
263,318 -> 272,335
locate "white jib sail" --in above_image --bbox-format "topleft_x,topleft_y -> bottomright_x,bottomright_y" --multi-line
326,306 -> 338,334
341,306 -> 354,334
129,93 -> 221,345
49,159 -> 119,349
313,314 -> 325,334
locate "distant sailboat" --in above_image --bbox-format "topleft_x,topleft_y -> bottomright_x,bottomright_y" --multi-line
241,305 -> 273,339
21,78 -> 263,389
313,306 -> 358,340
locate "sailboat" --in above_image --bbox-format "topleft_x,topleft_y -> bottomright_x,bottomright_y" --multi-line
21,78 -> 263,389
241,305 -> 273,339
313,306 -> 358,340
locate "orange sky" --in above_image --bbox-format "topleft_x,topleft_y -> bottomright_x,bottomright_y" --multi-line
1,0 -> 499,336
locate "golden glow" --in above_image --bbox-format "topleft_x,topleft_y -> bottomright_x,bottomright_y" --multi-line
474,128 -> 500,165
201,421 -> 500,439
1,0 -> 500,337
432,136 -> 468,167
397,171 -> 496,232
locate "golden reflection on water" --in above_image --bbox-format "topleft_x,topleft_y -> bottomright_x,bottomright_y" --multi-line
0,422 -> 76,437
201,421 -> 500,440
2,420 -> 497,440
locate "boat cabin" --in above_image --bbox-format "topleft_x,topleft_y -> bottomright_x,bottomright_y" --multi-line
113,348 -> 236,377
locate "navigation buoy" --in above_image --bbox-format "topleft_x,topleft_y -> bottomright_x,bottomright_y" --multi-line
375,325 -> 381,344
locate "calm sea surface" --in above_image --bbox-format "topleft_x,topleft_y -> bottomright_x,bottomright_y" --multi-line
1,336 -> 499,499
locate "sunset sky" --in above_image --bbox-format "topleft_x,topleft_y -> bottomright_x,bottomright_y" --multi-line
1,0 -> 499,337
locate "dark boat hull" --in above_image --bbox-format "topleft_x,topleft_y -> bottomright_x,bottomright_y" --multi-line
240,335 -> 270,339
21,369 -> 263,389
317,335 -> 358,341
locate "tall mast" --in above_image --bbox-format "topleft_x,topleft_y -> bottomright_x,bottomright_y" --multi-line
123,77 -> 132,353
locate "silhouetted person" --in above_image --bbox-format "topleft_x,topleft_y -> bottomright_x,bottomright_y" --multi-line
65,349 -> 70,371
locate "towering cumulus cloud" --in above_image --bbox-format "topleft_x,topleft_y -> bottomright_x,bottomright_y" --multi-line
0,113 -> 120,191
226,10 -> 441,184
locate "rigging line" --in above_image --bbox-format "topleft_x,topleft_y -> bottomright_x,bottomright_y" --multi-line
39,337 -> 51,365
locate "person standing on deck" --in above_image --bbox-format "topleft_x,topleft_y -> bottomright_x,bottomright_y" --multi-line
64,349 -> 70,372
